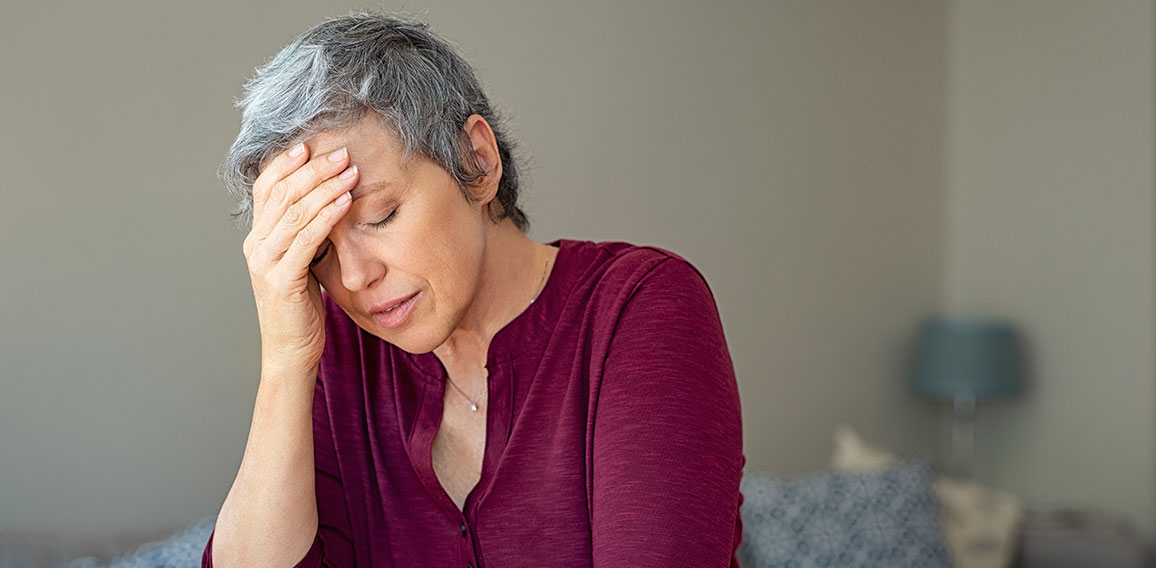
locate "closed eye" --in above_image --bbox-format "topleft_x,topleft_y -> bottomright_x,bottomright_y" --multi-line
369,209 -> 398,229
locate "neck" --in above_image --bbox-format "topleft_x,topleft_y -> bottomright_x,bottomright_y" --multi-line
432,220 -> 552,381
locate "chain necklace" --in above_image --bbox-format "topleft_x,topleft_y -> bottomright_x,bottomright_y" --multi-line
445,250 -> 552,412
445,369 -> 488,412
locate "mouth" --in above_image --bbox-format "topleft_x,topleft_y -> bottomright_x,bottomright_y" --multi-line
371,291 -> 420,314
370,291 -> 421,329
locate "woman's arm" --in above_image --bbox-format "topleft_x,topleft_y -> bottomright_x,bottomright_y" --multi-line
204,140 -> 359,568
591,258 -> 745,567
202,369 -> 355,568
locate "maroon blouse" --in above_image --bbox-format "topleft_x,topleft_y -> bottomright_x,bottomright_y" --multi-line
202,239 -> 745,567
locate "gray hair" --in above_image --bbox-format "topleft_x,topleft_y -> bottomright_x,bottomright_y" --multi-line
221,11 -> 528,232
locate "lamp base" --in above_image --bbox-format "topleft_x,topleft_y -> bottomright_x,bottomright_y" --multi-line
950,394 -> 976,478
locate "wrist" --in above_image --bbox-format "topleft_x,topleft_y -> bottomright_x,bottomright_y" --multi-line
260,359 -> 320,387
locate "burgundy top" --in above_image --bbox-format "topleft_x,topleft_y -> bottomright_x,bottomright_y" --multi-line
202,239 -> 745,567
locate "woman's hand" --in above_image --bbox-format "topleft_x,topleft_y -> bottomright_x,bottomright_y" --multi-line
242,142 -> 359,379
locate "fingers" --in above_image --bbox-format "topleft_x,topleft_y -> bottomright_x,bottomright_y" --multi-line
261,164 -> 359,267
243,144 -> 357,274
252,142 -> 309,222
252,145 -> 351,239
280,185 -> 356,276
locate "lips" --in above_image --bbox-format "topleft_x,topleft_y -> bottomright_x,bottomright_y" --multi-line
369,291 -> 421,330
370,291 -> 420,315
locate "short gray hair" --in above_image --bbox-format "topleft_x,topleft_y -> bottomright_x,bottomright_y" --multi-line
221,11 -> 528,232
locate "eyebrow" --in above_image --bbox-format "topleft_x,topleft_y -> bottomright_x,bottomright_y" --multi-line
350,179 -> 394,202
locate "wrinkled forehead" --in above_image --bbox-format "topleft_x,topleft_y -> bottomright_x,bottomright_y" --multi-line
257,111 -> 411,175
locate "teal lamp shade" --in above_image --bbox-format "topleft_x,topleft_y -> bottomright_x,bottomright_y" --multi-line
912,316 -> 1024,400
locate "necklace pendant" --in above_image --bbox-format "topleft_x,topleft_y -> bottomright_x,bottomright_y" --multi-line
470,403 -> 479,412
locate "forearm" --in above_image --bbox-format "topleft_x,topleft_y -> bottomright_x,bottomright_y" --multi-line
212,366 -> 320,568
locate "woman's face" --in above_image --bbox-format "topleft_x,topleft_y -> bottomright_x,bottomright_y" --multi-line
302,113 -> 492,354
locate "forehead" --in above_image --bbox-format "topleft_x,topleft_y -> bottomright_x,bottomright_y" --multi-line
306,113 -> 406,165
295,114 -> 414,201
257,112 -> 407,176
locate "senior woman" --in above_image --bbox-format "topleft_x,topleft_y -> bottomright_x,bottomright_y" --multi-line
201,12 -> 744,568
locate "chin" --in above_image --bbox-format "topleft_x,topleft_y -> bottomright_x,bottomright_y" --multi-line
364,323 -> 447,355
391,338 -> 440,355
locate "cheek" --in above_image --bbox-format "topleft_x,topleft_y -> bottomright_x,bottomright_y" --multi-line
311,260 -> 341,286
422,212 -> 486,300
311,270 -> 346,306
424,230 -> 479,295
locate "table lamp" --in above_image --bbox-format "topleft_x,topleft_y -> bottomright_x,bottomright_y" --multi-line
911,315 -> 1024,478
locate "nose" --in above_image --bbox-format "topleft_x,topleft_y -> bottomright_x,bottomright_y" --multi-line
333,237 -> 385,292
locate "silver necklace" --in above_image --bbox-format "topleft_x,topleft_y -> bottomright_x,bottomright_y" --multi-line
445,369 -> 488,412
445,250 -> 552,412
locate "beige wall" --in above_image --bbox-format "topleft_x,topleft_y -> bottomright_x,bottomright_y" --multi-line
1,0 -> 951,535
481,0 -> 948,476
945,0 -> 1156,532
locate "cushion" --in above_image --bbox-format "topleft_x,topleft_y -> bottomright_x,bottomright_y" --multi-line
829,423 -> 1024,568
66,515 -> 217,568
738,461 -> 953,567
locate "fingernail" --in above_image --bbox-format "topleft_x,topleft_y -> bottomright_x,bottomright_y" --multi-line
337,192 -> 351,205
328,147 -> 348,162
339,165 -> 358,180
288,142 -> 305,158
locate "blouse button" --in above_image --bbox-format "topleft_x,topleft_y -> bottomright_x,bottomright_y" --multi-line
459,522 -> 467,537
467,563 -> 474,568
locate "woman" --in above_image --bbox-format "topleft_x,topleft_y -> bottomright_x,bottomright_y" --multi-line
201,12 -> 744,568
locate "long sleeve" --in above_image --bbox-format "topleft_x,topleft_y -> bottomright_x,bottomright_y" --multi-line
591,257 -> 745,566
201,375 -> 356,568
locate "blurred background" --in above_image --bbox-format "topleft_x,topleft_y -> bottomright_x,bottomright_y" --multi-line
0,0 -> 1152,563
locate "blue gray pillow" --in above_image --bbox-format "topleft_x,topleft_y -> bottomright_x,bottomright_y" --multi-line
738,460 -> 952,568
67,515 -> 216,568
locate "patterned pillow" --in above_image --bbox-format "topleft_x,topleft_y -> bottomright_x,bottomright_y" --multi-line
738,461 -> 953,568
829,424 -> 1023,568
67,515 -> 217,568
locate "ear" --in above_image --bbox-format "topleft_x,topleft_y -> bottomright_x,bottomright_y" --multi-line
462,114 -> 502,207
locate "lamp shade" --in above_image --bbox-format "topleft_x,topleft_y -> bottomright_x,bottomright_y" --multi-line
911,316 -> 1023,400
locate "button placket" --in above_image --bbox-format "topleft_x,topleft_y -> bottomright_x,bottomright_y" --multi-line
458,519 -> 475,567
